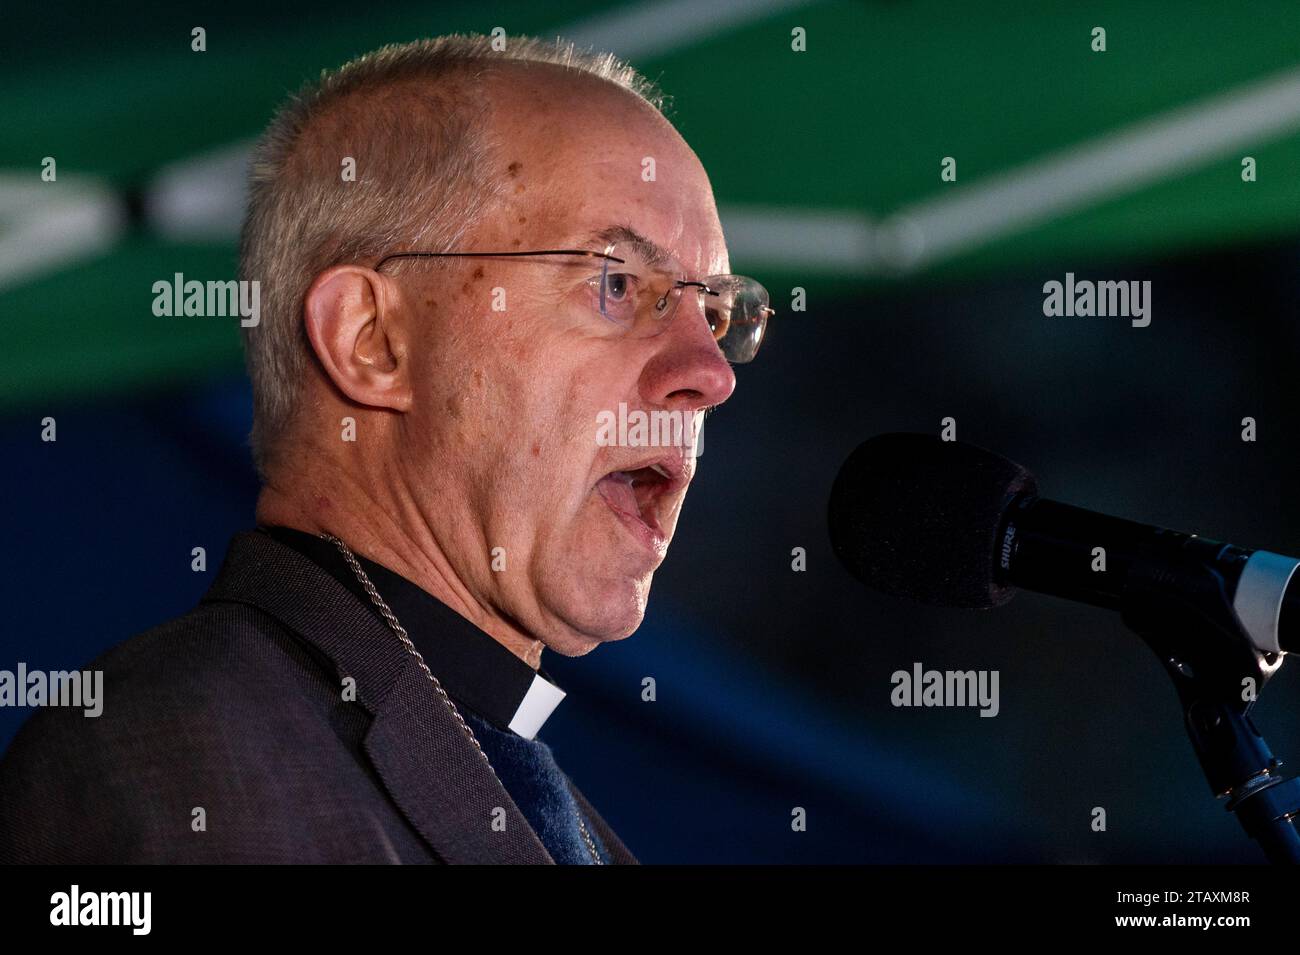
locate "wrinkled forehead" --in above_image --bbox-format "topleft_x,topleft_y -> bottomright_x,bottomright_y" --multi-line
483,63 -> 729,276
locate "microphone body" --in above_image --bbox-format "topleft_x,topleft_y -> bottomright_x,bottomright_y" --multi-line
828,433 -> 1300,657
1000,497 -> 1298,656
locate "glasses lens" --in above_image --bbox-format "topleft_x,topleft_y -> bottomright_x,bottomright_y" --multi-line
592,245 -> 770,362
703,276 -> 769,363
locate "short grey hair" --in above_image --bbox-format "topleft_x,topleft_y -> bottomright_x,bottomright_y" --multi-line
238,34 -> 664,479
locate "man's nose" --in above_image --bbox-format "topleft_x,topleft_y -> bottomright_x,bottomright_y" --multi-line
637,291 -> 737,411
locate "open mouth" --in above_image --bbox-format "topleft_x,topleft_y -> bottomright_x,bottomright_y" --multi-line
595,456 -> 687,551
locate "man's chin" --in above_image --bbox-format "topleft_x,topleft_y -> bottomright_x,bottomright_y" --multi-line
538,577 -> 651,655
542,627 -> 634,657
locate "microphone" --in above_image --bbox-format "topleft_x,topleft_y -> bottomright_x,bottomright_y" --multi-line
828,433 -> 1299,657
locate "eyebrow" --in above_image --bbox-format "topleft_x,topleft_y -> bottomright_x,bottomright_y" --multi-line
580,225 -> 675,268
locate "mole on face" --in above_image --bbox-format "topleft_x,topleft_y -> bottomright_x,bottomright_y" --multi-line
507,160 -> 522,177
459,266 -> 485,296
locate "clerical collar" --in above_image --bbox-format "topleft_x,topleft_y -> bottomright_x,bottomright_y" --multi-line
260,525 -> 565,739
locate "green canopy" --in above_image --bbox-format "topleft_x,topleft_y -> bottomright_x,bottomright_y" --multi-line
5,0 -> 1299,407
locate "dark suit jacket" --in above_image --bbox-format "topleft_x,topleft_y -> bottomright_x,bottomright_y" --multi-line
0,530 -> 636,864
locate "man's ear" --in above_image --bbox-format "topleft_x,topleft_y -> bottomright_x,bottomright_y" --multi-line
302,265 -> 413,412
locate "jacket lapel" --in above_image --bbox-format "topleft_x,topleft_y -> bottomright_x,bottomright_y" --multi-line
202,530 -> 553,864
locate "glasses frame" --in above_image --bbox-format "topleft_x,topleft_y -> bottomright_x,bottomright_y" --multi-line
375,249 -> 621,270
373,247 -> 776,360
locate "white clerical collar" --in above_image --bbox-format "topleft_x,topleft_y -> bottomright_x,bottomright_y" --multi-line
508,673 -> 567,739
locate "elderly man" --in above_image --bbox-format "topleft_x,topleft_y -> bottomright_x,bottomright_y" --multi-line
0,34 -> 772,864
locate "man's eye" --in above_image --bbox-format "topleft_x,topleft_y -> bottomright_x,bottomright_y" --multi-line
605,273 -> 633,301
706,306 -> 729,340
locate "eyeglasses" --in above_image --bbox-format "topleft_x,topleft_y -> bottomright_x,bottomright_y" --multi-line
375,242 -> 774,363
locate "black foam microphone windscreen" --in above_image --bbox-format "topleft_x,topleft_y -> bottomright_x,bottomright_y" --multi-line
827,433 -> 1038,608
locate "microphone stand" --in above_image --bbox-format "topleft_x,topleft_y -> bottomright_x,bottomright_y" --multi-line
1121,563 -> 1300,863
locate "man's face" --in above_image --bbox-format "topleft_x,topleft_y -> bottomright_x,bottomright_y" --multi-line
396,68 -> 736,655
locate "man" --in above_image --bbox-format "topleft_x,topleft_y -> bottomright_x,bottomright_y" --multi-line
0,34 -> 772,863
